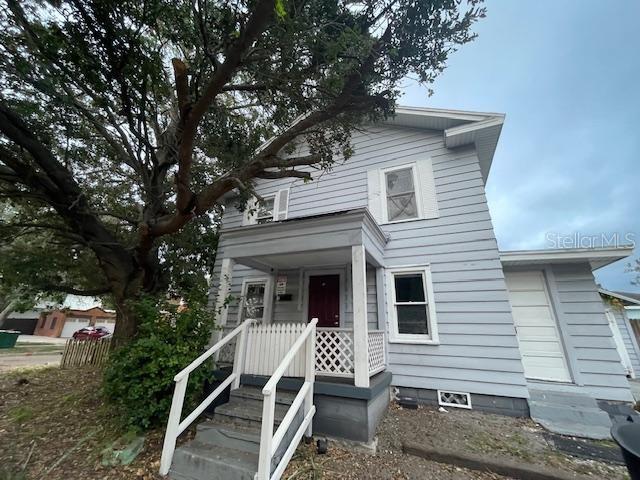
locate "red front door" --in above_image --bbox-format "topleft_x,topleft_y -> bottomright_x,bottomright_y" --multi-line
308,275 -> 340,327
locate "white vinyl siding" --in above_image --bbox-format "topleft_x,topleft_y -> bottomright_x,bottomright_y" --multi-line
212,125 -> 529,400
505,270 -> 571,383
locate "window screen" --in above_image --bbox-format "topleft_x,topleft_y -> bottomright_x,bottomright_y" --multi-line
385,167 -> 418,222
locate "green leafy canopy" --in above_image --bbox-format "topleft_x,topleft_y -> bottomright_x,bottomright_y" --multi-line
0,0 -> 485,337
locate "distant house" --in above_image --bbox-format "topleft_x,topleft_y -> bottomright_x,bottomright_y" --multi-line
33,306 -> 116,338
9,295 -> 116,338
599,289 -> 640,378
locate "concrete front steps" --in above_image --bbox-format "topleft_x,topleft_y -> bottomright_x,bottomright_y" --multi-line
169,386 -> 303,480
527,389 -> 612,440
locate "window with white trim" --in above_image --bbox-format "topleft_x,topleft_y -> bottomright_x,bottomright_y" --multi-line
367,159 -> 439,225
242,189 -> 289,225
387,265 -> 439,344
255,196 -> 275,224
240,280 -> 268,321
384,165 -> 419,222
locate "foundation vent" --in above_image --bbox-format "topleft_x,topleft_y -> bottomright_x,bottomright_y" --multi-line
438,390 -> 472,409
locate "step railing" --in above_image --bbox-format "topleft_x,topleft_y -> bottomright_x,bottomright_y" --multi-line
256,318 -> 318,480
159,318 -> 255,476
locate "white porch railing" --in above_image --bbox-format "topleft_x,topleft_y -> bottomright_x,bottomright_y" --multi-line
243,325 -> 387,378
158,319 -> 254,476
368,330 -> 386,376
315,328 -> 354,377
159,321 -> 386,477
256,318 -> 317,480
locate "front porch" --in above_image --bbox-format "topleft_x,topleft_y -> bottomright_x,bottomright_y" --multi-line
213,208 -> 389,388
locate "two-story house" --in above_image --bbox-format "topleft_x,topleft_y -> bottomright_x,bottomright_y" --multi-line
162,106 -> 635,480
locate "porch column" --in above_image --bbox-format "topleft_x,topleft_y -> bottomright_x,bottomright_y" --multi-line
352,245 -> 370,388
210,258 -> 235,346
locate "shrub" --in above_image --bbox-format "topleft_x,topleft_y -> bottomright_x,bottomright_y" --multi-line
103,296 -> 213,431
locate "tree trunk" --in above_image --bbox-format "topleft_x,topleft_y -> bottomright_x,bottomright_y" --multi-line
112,296 -> 140,346
0,299 -> 19,329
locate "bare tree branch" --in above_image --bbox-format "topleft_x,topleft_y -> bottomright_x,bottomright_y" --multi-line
256,170 -> 312,180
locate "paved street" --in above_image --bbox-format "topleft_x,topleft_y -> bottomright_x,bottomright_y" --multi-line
0,353 -> 62,372
17,335 -> 67,345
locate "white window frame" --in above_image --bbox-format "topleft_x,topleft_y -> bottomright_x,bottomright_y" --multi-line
238,277 -> 273,323
380,163 -> 423,224
255,194 -> 276,224
243,189 -> 290,225
386,264 -> 439,344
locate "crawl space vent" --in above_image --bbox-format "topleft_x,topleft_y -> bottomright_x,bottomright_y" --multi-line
438,390 -> 471,409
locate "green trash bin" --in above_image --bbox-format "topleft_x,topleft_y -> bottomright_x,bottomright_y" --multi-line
0,330 -> 21,349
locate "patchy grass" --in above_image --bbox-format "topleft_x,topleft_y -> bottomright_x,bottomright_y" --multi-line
0,367 -> 165,480
7,406 -> 34,424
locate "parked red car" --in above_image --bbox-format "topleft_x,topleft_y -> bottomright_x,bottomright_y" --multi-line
72,326 -> 111,340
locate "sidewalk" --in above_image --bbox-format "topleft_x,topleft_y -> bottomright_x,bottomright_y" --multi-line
17,335 -> 67,345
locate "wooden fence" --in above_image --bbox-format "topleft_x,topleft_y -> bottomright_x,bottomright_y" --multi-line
60,337 -> 112,368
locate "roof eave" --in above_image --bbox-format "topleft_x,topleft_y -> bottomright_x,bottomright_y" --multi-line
598,288 -> 640,306
499,246 -> 635,270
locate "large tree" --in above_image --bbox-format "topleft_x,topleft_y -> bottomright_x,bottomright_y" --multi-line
0,0 -> 485,341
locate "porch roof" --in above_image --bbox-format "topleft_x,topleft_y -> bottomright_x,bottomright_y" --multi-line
219,208 -> 389,270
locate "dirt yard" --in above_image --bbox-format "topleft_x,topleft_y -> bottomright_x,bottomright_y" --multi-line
0,368 -> 629,479
285,402 -> 628,479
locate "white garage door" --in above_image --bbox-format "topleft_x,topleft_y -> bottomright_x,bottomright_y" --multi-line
94,320 -> 115,334
60,318 -> 90,338
505,271 -> 571,382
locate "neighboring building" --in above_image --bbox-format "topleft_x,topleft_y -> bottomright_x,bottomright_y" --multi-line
33,306 -> 116,338
163,106 -> 637,479
599,289 -> 640,378
11,295 -> 116,338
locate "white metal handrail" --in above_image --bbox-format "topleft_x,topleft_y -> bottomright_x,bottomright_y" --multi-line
159,318 -> 255,476
256,318 -> 318,480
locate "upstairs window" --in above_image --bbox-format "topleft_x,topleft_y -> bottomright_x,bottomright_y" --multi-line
242,189 -> 289,226
367,159 -> 439,224
256,196 -> 275,224
387,265 -> 439,344
385,166 -> 419,222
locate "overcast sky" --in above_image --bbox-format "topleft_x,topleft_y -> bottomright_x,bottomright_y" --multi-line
402,0 -> 640,293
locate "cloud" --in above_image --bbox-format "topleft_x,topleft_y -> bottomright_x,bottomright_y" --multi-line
401,0 -> 640,291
